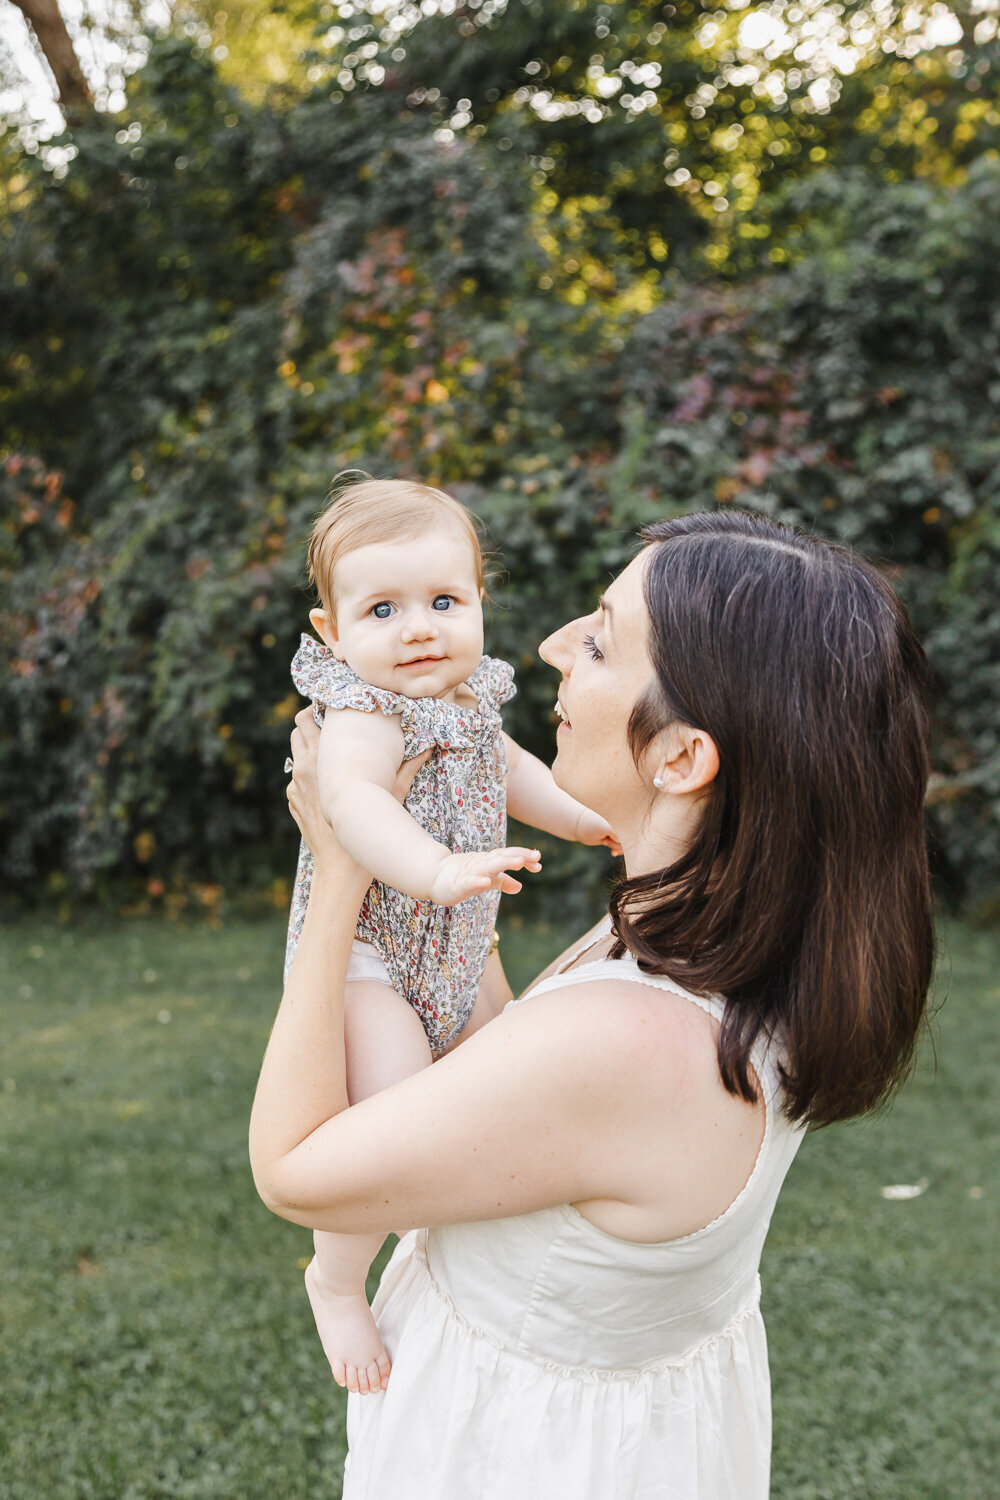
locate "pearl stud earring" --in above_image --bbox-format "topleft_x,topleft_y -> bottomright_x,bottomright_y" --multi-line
653,775 -> 663,789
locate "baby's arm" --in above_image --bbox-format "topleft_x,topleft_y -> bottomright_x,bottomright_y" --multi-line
504,733 -> 621,852
318,711 -> 540,905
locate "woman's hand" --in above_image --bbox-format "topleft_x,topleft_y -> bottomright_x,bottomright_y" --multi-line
286,709 -> 344,867
286,708 -> 435,866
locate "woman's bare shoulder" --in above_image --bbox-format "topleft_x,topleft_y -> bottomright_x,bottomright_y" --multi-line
514,966 -> 762,1140
510,970 -> 724,1082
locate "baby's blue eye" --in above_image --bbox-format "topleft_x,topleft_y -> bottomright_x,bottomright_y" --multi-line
372,602 -> 393,619
432,595 -> 454,611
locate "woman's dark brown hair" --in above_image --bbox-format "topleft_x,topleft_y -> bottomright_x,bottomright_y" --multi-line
609,510 -> 934,1127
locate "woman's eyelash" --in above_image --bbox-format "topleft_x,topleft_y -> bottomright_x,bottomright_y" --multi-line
583,634 -> 604,661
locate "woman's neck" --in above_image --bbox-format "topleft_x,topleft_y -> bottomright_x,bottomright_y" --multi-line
616,793 -> 705,880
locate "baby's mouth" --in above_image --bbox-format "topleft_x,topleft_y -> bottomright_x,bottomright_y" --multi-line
400,655 -> 445,668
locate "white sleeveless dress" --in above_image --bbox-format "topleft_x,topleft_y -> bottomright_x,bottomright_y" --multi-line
343,919 -> 807,1499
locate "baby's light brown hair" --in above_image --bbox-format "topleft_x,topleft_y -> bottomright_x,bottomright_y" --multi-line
308,476 -> 487,621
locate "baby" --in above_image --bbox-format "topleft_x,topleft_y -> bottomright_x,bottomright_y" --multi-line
283,476 -> 618,1396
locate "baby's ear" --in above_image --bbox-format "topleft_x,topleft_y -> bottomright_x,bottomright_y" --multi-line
309,608 -> 345,660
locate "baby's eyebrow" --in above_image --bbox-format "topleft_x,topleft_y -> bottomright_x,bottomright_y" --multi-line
355,590 -> 396,608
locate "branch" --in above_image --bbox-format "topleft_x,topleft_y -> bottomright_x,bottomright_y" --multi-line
9,0 -> 93,119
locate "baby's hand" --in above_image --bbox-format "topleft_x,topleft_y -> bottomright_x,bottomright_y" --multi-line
575,808 -> 623,857
429,847 -> 542,906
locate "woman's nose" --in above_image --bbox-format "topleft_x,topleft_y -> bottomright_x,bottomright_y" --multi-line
539,619 -> 576,671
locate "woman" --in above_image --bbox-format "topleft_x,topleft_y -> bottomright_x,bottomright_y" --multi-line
250,511 -> 933,1498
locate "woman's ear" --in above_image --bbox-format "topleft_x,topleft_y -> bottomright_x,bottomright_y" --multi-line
308,608 -> 346,661
652,725 -> 720,796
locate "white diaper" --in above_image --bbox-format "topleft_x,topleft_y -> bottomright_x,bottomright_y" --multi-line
347,938 -> 395,988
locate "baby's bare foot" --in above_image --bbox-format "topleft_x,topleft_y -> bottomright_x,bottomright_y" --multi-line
304,1256 -> 391,1394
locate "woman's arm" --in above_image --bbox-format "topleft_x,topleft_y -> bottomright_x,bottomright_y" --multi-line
249,709 -> 542,1206
248,788 -> 367,1187
253,977 -> 666,1235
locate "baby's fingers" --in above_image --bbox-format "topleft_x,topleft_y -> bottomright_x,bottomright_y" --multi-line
477,847 -> 541,895
488,847 -> 542,876
443,847 -> 544,903
502,846 -> 543,871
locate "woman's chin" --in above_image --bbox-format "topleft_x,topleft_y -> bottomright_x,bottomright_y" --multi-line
549,751 -> 574,796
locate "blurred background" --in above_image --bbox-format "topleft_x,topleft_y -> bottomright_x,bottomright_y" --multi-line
2,2 -> 999,1496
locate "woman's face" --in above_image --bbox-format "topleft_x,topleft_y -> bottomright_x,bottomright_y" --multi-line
539,549 -> 656,825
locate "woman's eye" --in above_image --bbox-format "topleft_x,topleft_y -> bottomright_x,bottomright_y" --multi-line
372,602 -> 394,620
431,595 -> 454,611
582,633 -> 604,662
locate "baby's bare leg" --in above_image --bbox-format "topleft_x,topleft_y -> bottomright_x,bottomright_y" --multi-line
308,980 -> 432,1395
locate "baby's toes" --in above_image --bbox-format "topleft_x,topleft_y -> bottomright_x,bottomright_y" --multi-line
345,1364 -> 360,1394
365,1358 -> 384,1394
355,1364 -> 372,1395
376,1353 -> 391,1389
330,1359 -> 347,1389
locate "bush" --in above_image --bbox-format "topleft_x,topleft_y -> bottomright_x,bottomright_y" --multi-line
476,165 -> 1000,912
2,41 -> 998,916
497,164 -> 1000,910
0,39 -> 625,913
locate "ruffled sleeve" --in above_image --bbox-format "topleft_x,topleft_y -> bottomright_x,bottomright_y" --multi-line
468,655 -> 516,713
291,634 -> 408,718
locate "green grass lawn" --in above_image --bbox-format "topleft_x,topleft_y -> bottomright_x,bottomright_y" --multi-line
1,912 -> 997,1498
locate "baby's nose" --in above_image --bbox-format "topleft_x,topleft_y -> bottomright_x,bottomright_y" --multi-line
401,609 -> 439,640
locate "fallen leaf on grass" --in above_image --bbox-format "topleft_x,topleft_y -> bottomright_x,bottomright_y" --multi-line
880,1179 -> 929,1200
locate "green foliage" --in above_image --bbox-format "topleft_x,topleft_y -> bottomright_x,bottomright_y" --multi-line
2,17 -> 999,913
287,0 -> 1000,279
0,36 -> 626,911
473,161 -> 1000,914
615,161 -> 1000,908
473,162 -> 1000,911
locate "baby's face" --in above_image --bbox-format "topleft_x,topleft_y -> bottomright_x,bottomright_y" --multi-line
311,530 -> 485,701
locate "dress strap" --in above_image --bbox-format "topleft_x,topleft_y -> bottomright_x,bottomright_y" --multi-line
553,914 -> 615,976
522,956 -> 727,1025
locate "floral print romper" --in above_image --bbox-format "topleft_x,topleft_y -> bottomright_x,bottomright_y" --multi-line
283,634 -> 516,1058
